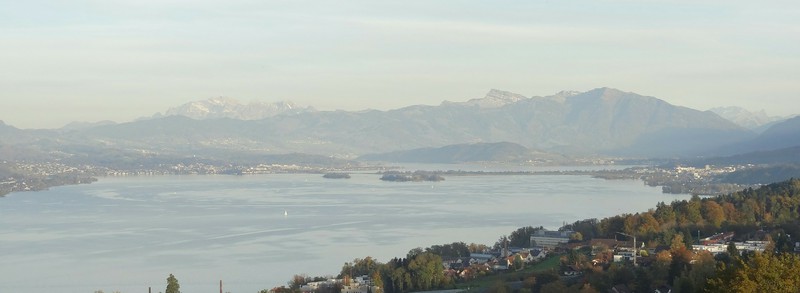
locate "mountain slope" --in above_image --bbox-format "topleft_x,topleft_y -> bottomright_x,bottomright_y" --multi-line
715,116 -> 800,155
757,115 -> 800,148
693,145 -> 800,167
558,88 -> 749,155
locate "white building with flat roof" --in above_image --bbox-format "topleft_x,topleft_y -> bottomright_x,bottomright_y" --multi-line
530,229 -> 575,249
692,240 -> 768,255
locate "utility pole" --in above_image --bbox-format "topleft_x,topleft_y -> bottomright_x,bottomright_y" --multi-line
617,232 -> 637,266
220,280 -> 223,293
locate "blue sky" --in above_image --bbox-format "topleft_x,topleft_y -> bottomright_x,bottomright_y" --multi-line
2,0 -> 799,128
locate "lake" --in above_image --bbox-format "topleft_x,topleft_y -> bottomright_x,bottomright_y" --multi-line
0,169 -> 689,293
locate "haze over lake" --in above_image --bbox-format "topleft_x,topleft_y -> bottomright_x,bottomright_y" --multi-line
0,166 -> 690,293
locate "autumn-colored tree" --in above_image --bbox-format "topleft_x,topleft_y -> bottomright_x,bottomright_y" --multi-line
340,257 -> 379,279
708,252 -> 800,293
637,212 -> 660,235
668,234 -> 693,283
288,274 -> 309,290
649,250 -> 672,287
371,270 -> 384,293
702,200 -> 725,228
622,214 -> 637,235
721,201 -> 740,223
670,233 -> 686,252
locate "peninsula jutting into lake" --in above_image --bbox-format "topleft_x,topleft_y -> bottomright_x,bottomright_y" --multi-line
379,171 -> 445,182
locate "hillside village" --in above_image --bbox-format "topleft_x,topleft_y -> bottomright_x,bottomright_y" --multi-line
270,225 -> 786,293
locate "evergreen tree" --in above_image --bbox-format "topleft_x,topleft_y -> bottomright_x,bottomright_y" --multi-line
166,274 -> 180,293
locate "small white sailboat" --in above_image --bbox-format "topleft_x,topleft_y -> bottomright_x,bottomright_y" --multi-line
284,210 -> 288,216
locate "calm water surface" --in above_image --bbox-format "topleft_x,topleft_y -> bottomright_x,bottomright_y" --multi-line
0,171 -> 688,293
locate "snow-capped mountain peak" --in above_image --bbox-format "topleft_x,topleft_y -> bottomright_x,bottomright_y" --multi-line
709,106 -> 783,130
162,97 -> 315,120
459,89 -> 529,108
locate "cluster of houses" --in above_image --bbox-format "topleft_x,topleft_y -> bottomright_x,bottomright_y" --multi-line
595,231 -> 776,267
442,229 -> 580,279
445,230 -> 581,267
690,232 -> 769,255
280,229 -> 786,293
529,229 -> 778,269
589,230 -> 779,269
442,247 -> 549,279
298,275 -> 379,293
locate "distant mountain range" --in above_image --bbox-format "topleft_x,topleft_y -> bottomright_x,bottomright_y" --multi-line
69,88 -> 751,157
156,97 -> 316,120
708,106 -> 786,131
2,88 -> 799,164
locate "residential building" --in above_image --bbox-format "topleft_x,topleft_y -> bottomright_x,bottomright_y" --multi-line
700,232 -> 734,245
530,229 -> 575,249
692,240 -> 768,255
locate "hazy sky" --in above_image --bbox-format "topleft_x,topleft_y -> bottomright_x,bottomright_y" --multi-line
2,0 -> 799,129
